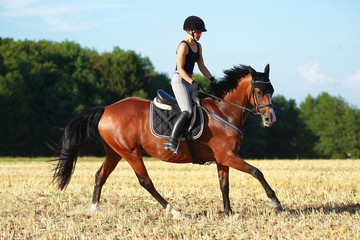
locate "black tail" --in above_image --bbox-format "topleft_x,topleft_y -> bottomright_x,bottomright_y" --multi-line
52,107 -> 105,190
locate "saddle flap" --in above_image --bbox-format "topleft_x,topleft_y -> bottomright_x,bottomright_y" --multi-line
150,101 -> 204,140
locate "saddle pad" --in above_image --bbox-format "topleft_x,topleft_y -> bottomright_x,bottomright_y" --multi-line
149,101 -> 204,140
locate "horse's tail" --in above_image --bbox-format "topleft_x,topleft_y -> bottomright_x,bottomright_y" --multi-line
52,107 -> 105,190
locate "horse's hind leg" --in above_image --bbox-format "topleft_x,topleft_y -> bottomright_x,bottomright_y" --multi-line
91,142 -> 121,212
123,149 -> 183,219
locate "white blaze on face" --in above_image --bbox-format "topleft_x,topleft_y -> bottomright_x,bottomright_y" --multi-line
270,107 -> 277,124
261,94 -> 276,127
267,94 -> 276,124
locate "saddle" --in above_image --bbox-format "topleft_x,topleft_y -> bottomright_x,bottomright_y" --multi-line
150,89 -> 205,164
150,89 -> 204,140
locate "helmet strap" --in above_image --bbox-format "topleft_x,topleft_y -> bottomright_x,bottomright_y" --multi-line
191,31 -> 197,43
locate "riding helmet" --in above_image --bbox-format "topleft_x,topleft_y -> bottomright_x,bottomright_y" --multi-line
183,16 -> 207,32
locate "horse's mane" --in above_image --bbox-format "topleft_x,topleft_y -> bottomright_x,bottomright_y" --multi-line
207,65 -> 251,98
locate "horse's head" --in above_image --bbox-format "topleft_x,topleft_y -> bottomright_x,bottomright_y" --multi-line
206,64 -> 276,127
249,64 -> 276,127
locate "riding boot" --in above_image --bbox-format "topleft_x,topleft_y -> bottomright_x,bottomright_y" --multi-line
163,111 -> 191,152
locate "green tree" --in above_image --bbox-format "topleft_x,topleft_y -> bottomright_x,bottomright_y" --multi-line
193,74 -> 210,90
267,96 -> 307,158
0,71 -> 41,155
238,112 -> 268,159
338,107 -> 360,158
143,72 -> 172,99
300,93 -> 360,158
239,95 -> 317,159
99,48 -> 148,100
0,38 -> 172,156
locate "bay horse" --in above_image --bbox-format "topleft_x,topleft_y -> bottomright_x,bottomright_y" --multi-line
52,64 -> 282,218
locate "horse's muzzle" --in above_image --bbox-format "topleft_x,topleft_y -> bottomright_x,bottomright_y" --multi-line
262,107 -> 276,127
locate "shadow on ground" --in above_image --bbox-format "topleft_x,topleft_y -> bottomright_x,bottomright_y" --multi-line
284,203 -> 360,215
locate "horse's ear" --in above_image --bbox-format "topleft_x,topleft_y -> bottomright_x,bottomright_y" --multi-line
249,66 -> 255,75
264,64 -> 270,75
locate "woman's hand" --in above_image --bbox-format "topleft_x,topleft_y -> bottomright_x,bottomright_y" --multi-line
192,81 -> 202,90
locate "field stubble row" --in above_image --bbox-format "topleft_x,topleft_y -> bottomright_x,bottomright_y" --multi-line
0,158 -> 359,239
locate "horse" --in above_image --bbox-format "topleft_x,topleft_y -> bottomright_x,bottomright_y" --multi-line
52,64 -> 282,218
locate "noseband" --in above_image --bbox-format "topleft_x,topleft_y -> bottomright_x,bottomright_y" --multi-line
199,78 -> 274,134
201,78 -> 274,115
251,79 -> 274,114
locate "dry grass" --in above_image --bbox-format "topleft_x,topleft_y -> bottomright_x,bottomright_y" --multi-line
0,158 -> 359,239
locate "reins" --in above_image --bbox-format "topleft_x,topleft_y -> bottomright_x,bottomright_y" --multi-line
200,91 -> 257,114
199,105 -> 243,135
197,78 -> 274,135
197,88 -> 253,135
200,77 -> 272,115
200,77 -> 274,115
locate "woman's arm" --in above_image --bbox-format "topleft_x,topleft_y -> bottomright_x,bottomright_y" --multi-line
197,43 -> 213,79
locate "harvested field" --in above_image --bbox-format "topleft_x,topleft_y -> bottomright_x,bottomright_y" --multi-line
0,158 -> 359,239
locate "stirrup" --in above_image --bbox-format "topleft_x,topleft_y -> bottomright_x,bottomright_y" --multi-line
164,140 -> 182,155
173,141 -> 182,155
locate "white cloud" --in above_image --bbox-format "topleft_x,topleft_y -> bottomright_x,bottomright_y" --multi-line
0,0 -> 37,9
341,70 -> 360,89
332,43 -> 342,49
297,62 -> 333,85
0,0 -> 124,31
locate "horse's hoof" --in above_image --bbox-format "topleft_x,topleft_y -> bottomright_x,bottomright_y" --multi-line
270,201 -> 283,212
166,204 -> 184,219
91,203 -> 106,215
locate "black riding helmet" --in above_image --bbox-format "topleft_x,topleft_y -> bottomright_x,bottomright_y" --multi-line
183,16 -> 207,32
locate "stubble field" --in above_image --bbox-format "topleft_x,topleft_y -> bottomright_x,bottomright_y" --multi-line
0,158 -> 359,239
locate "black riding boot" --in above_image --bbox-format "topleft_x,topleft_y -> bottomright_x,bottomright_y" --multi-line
163,111 -> 190,152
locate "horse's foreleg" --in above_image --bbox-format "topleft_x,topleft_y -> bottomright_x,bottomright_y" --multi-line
222,154 -> 283,211
91,144 -> 121,213
217,164 -> 232,215
251,167 -> 283,211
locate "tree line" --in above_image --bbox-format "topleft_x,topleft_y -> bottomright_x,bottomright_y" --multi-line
0,38 -> 359,158
239,93 -> 360,159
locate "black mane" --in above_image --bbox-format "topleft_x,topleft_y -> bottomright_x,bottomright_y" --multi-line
207,65 -> 251,98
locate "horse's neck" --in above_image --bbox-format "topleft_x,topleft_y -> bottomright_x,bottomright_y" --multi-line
222,78 -> 252,128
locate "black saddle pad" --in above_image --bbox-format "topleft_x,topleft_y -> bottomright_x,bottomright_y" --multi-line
150,101 -> 204,140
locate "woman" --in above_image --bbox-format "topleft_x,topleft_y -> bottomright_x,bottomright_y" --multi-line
163,16 -> 216,152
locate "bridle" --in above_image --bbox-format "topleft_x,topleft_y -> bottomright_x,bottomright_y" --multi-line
201,78 -> 274,115
251,79 -> 274,114
199,78 -> 274,135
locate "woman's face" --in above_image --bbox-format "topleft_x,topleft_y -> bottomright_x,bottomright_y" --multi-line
193,31 -> 202,41
187,30 -> 202,41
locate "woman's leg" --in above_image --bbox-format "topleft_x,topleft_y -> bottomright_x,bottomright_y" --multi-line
163,73 -> 193,152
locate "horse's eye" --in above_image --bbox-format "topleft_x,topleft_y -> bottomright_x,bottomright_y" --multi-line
256,90 -> 262,95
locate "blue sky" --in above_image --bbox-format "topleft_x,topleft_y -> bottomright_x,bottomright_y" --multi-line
1,0 -> 359,107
